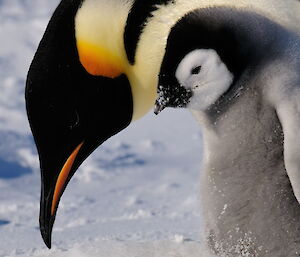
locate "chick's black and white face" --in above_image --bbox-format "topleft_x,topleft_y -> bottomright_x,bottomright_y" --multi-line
175,49 -> 234,110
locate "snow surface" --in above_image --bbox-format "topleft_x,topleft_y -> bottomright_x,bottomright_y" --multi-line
0,1 -> 204,256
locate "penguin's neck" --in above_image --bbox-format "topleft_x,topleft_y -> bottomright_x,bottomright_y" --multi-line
192,77 -> 300,255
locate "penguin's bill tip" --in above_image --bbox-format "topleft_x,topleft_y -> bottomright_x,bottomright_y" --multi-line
77,40 -> 126,78
154,95 -> 169,115
39,142 -> 85,249
40,218 -> 53,249
154,103 -> 166,115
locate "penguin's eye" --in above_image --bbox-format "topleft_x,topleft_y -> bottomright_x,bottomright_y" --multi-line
191,65 -> 202,75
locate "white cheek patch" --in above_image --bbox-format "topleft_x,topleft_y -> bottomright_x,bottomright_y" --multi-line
175,49 -> 234,110
176,49 -> 207,84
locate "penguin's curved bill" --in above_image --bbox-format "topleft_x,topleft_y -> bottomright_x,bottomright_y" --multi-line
26,71 -> 133,248
25,1 -> 133,248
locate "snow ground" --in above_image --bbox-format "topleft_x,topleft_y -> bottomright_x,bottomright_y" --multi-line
0,1 -> 205,256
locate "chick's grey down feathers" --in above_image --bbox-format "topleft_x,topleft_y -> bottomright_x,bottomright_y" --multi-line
157,7 -> 300,256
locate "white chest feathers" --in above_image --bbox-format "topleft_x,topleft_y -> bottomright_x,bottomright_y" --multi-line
175,49 -> 234,110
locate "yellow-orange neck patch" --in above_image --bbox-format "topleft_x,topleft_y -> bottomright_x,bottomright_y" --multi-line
77,40 -> 124,78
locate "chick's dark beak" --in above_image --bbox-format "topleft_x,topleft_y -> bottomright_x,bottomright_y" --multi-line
154,85 -> 170,115
154,76 -> 193,115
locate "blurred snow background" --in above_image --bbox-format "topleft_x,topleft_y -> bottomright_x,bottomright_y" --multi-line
0,0 -> 204,256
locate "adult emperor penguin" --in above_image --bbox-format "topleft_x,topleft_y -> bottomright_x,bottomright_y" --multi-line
155,6 -> 300,257
25,0 -> 300,253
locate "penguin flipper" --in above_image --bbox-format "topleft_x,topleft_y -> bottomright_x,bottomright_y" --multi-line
272,78 -> 300,204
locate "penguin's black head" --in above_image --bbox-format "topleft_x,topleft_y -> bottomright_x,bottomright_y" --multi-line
26,0 -> 135,248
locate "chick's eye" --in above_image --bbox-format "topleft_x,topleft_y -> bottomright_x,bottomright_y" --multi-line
191,65 -> 202,75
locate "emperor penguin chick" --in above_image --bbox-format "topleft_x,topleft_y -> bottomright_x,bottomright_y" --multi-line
156,7 -> 300,257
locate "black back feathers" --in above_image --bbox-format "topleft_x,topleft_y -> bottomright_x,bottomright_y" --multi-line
124,0 -> 174,64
